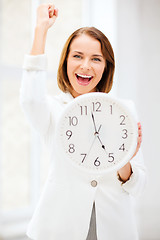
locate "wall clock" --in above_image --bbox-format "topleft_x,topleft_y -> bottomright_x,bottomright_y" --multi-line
55,92 -> 138,174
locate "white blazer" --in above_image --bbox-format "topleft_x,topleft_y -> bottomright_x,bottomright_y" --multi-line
20,54 -> 146,240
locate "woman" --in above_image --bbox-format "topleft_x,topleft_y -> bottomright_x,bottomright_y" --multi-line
20,4 -> 146,240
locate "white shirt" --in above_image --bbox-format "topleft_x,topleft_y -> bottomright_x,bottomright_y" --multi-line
20,54 -> 146,240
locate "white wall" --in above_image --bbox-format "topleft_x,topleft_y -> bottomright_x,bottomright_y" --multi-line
87,0 -> 160,239
116,1 -> 160,239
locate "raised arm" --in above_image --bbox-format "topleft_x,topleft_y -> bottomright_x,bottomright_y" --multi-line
31,4 -> 58,55
20,4 -> 58,143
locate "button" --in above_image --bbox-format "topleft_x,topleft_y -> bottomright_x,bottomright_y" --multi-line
91,180 -> 97,187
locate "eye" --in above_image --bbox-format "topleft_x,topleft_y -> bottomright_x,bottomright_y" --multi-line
73,55 -> 81,59
92,58 -> 101,62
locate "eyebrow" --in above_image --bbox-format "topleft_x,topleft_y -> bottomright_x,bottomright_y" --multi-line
73,51 -> 104,58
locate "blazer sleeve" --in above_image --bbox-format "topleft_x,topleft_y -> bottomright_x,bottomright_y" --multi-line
119,100 -> 147,197
20,54 -> 55,143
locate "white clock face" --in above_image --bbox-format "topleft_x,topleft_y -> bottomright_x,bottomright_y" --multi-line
56,93 -> 138,173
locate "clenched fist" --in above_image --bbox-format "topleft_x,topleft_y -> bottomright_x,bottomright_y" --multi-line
36,4 -> 58,30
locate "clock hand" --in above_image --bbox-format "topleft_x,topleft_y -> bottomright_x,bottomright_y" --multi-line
97,124 -> 102,133
96,135 -> 106,150
96,135 -> 108,155
86,136 -> 97,158
84,124 -> 102,161
91,112 -> 98,134
95,125 -> 107,154
95,124 -> 105,148
91,113 -> 106,150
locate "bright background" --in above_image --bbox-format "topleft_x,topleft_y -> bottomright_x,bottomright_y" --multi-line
0,0 -> 160,239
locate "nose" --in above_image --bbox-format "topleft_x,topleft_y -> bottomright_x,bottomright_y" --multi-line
80,59 -> 91,70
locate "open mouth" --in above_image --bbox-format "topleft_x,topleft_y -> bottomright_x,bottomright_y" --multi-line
75,73 -> 93,86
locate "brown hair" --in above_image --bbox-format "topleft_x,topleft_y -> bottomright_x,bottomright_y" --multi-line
57,27 -> 115,93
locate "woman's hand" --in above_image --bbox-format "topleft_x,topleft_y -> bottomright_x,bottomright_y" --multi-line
117,122 -> 142,183
36,4 -> 58,31
131,122 -> 142,159
30,4 -> 58,55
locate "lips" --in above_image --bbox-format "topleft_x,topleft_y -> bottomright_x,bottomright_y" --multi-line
75,73 -> 93,86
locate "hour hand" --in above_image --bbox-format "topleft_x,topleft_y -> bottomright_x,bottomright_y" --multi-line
97,135 -> 106,150
95,125 -> 107,153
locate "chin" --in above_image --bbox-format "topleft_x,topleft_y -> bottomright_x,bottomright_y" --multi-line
71,83 -> 97,97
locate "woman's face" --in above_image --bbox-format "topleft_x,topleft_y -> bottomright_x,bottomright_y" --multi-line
67,34 -> 106,98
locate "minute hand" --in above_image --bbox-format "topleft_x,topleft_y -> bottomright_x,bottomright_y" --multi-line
91,112 -> 98,134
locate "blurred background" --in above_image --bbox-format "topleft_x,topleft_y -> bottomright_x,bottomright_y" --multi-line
0,0 -> 160,239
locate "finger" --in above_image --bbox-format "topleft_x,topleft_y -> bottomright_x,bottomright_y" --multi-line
138,122 -> 142,129
54,8 -> 59,17
48,4 -> 55,10
139,132 -> 142,138
49,7 -> 58,20
137,122 -> 142,137
140,136 -> 142,143
49,11 -> 53,18
138,128 -> 142,137
137,136 -> 142,148
48,4 -> 55,17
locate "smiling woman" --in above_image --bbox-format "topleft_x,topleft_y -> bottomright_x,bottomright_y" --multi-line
66,34 -> 106,97
19,3 -> 145,240
58,27 -> 115,96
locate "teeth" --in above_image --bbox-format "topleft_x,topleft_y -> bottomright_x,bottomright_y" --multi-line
76,74 -> 92,79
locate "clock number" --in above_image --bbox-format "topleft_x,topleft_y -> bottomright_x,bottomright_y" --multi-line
122,129 -> 128,139
80,105 -> 88,115
81,153 -> 87,163
69,116 -> 78,126
119,143 -> 125,151
120,115 -> 126,125
66,130 -> 72,140
94,157 -> 100,167
92,102 -> 101,112
110,105 -> 113,115
68,144 -> 75,153
108,153 -> 114,162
